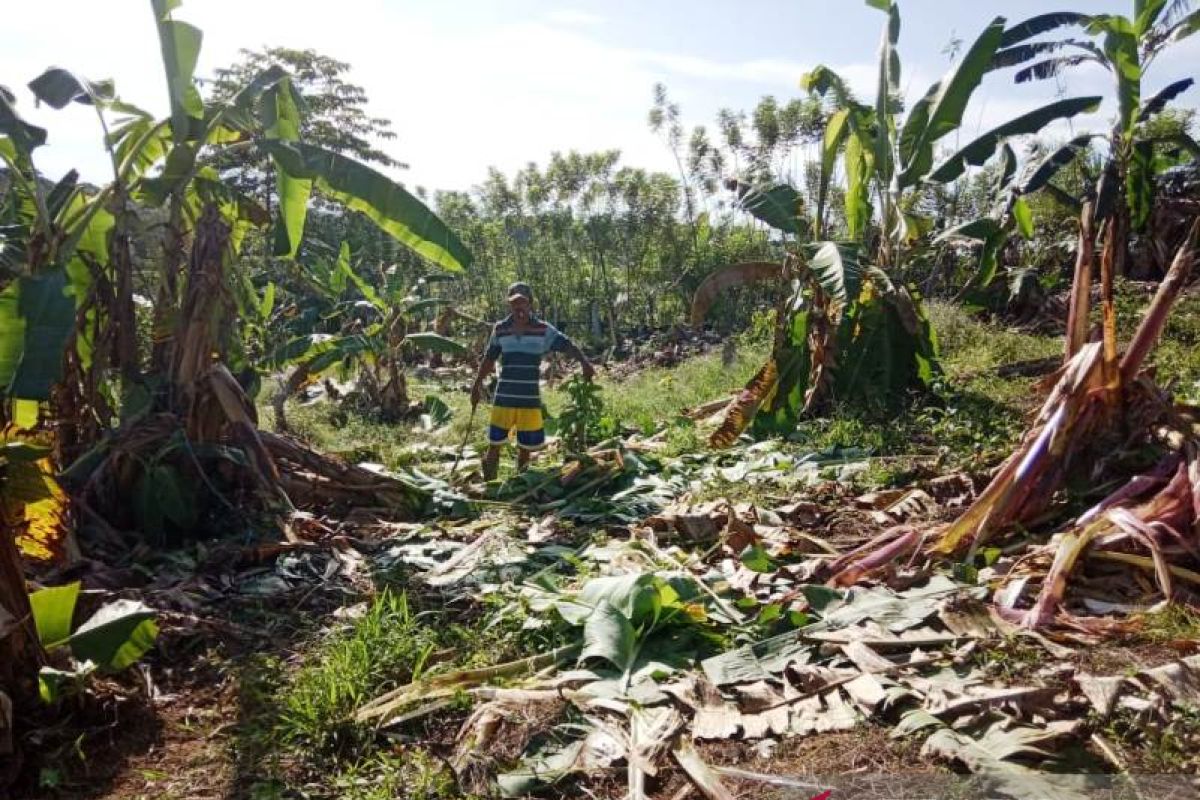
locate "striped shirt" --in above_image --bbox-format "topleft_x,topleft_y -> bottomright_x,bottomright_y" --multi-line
485,315 -> 573,408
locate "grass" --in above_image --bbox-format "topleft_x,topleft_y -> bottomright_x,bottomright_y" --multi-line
574,343 -> 766,436
232,586 -> 569,799
1114,279 -> 1200,403
1102,703 -> 1200,774
276,591 -> 439,753
234,592 -> 457,798
1134,604 -> 1200,643
272,341 -> 769,473
269,301 -> 1070,485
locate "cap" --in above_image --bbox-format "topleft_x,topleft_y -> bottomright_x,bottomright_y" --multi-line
507,281 -> 533,303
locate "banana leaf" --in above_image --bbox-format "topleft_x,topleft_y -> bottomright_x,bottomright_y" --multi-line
0,269 -> 74,401
690,262 -> 781,326
261,141 -> 472,272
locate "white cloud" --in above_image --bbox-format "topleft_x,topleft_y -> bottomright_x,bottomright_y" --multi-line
546,9 -> 605,28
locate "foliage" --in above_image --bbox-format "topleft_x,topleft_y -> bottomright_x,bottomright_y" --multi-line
277,591 -> 438,754
268,241 -> 466,423
990,0 -> 1200,250
206,47 -> 402,210
27,582 -> 158,702
0,0 -> 473,577
692,0 -> 1104,446
556,374 -> 609,453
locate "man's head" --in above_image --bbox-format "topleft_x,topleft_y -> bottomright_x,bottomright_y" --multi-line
507,281 -> 533,323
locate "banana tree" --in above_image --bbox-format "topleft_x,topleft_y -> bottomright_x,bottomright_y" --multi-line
989,2 -> 1200,274
1,0 -> 472,550
935,135 -> 1098,297
692,0 -> 1100,447
267,242 -> 467,429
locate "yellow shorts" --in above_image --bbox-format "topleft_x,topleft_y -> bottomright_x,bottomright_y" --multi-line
488,406 -> 545,450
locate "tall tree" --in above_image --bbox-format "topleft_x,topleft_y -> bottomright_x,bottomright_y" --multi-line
205,48 -> 402,222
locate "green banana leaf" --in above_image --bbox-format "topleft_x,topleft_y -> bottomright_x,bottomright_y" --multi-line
898,17 -> 1006,187
927,96 -> 1102,184
0,269 -> 75,400
262,140 -> 472,272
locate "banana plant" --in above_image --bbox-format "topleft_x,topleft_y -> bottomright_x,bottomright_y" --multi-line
988,2 -> 1199,258
692,1 -> 1100,447
1,0 -> 471,418
936,135 -> 1097,293
268,242 -> 467,426
0,0 -> 472,567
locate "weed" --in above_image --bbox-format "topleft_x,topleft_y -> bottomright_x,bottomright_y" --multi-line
1102,703 -> 1200,773
581,344 -> 766,435
1134,605 -> 1200,643
970,635 -> 1047,683
330,750 -> 464,800
557,374 -> 608,452
278,591 -> 440,755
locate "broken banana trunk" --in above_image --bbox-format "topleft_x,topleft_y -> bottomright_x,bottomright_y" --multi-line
934,220 -> 1199,558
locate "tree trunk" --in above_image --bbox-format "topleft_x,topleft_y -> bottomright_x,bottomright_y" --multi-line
1,526 -> 41,744
1064,202 -> 1096,363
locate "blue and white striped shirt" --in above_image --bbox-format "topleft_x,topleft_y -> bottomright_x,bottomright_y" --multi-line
485,315 -> 573,408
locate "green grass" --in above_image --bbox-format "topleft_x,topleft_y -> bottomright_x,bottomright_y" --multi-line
268,289 -> 1200,484
1134,604 -> 1200,643
565,343 -> 767,436
268,303 -> 1065,483
1115,280 -> 1200,404
232,587 -> 567,799
272,341 -> 769,472
276,591 -> 439,754
234,592 -> 456,798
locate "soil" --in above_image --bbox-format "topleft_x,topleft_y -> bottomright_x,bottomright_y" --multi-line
14,628 -> 242,800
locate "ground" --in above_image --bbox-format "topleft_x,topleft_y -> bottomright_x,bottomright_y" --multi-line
14,287 -> 1200,800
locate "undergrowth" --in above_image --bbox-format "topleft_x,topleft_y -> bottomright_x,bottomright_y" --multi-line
225,295 -> 1200,797
234,592 -> 456,798
232,587 -> 569,799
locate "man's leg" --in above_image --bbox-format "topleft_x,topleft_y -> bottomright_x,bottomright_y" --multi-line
515,407 -> 545,473
485,407 -> 512,481
482,444 -> 502,481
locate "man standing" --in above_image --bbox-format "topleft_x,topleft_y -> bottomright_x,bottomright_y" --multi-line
470,282 -> 595,480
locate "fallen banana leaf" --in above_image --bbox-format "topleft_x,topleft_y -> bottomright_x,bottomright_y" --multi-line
920,720 -> 1099,800
671,736 -> 736,800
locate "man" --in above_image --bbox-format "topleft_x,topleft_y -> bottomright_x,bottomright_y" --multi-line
471,282 -> 595,480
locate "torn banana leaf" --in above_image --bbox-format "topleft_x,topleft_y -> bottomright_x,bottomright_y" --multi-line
710,358 -> 779,449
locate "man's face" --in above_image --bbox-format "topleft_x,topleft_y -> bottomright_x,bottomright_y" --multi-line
509,295 -> 531,323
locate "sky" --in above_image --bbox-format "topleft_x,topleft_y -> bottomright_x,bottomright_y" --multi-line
4,1 -> 1199,194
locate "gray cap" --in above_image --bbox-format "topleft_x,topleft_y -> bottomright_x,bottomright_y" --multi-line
507,281 -> 533,302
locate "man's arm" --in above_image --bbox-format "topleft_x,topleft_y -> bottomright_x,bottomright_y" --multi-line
546,323 -> 594,380
471,357 -> 495,406
560,339 -> 595,380
473,325 -> 502,405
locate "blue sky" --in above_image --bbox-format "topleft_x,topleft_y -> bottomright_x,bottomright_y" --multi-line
4,1 -> 1197,192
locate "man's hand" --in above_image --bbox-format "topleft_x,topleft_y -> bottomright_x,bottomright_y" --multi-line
470,380 -> 484,407
581,361 -> 596,381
